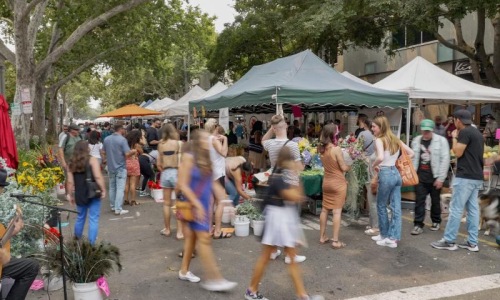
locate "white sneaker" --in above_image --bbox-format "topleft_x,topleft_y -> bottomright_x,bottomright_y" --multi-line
285,255 -> 307,264
178,271 -> 200,283
200,279 -> 237,292
115,209 -> 129,215
270,250 -> 282,260
376,238 -> 398,248
371,235 -> 384,241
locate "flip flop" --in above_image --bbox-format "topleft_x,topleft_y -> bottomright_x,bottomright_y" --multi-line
213,231 -> 232,239
130,201 -> 141,206
319,238 -> 333,244
124,200 -> 131,206
331,241 -> 346,249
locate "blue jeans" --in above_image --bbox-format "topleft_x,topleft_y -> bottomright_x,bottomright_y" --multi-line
443,177 -> 483,245
225,177 -> 239,206
376,166 -> 402,241
75,197 -> 101,245
108,168 -> 127,211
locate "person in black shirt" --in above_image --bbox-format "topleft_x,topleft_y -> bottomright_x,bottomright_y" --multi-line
146,118 -> 161,150
226,121 -> 238,146
432,110 -> 484,252
355,114 -> 368,138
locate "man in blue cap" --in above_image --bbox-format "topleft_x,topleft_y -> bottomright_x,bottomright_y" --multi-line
411,119 -> 450,235
431,109 -> 484,252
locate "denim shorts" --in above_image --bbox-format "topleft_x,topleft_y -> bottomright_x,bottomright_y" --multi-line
160,168 -> 178,188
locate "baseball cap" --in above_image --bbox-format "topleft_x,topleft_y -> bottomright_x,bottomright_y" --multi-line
420,119 -> 435,131
454,109 -> 472,125
68,123 -> 80,131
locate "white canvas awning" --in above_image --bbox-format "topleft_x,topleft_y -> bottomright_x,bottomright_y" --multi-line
149,97 -> 176,111
374,56 -> 500,105
341,71 -> 372,86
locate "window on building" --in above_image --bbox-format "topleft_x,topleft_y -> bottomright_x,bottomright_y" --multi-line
364,62 -> 376,75
438,39 -> 455,62
392,26 -> 436,48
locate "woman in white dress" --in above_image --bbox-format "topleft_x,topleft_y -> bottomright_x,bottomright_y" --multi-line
245,147 -> 324,300
88,131 -> 104,166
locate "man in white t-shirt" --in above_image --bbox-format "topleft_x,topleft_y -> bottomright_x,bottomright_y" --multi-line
58,124 -> 68,146
262,114 -> 306,264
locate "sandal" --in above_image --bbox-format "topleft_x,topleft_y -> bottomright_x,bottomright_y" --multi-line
124,200 -> 131,205
213,231 -> 232,239
130,201 -> 140,206
331,241 -> 346,249
319,238 -> 333,244
160,228 -> 171,237
364,228 -> 380,236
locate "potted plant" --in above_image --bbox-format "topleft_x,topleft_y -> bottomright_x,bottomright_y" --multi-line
233,201 -> 257,237
249,212 -> 265,236
148,180 -> 163,202
36,237 -> 121,300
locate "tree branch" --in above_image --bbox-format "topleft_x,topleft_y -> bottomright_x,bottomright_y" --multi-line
27,0 -> 49,53
35,0 -> 149,77
20,0 -> 45,21
433,31 -> 475,59
475,6 -> 486,51
50,45 -> 126,91
0,38 -> 16,63
46,0 -> 65,55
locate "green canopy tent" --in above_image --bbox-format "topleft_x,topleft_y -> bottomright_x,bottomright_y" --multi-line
189,50 -> 410,141
190,50 -> 408,113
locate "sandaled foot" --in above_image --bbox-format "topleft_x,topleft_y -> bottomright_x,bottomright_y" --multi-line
124,200 -> 131,205
319,237 -> 333,244
130,200 -> 140,206
331,241 -> 346,249
176,233 -> 184,240
160,228 -> 171,237
213,231 -> 232,239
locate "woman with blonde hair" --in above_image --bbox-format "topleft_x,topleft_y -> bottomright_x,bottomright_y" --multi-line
371,116 -> 414,248
178,130 -> 237,291
158,123 -> 184,239
319,124 -> 350,248
204,118 -> 231,239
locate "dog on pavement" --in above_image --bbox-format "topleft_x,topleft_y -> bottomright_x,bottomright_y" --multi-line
478,189 -> 500,236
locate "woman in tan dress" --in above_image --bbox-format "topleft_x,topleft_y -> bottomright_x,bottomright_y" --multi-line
319,124 -> 350,249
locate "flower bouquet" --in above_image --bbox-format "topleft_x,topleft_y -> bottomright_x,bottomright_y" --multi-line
148,180 -> 163,202
293,137 -> 318,166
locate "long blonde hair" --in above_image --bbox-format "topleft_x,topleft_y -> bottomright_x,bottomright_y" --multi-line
204,118 -> 217,134
161,123 -> 179,142
373,116 -> 399,155
185,130 -> 212,175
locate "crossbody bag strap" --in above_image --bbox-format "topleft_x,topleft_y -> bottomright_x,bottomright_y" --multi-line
363,140 -> 373,151
270,140 -> 291,176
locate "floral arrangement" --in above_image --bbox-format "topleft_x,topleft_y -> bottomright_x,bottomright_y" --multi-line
147,180 -> 161,190
16,147 -> 65,194
292,137 -> 318,166
339,134 -> 365,163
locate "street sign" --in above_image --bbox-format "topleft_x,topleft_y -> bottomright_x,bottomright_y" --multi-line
21,88 -> 32,114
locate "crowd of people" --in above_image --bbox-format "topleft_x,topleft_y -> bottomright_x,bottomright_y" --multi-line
0,107 -> 491,300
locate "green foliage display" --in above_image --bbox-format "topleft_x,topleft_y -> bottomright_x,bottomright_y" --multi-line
36,237 -> 122,283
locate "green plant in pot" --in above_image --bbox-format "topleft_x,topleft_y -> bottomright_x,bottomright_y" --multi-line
236,200 -> 257,216
35,236 -> 121,299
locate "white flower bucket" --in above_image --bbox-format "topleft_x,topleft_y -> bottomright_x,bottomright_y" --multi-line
56,183 -> 66,195
151,189 -> 163,203
234,216 -> 250,237
72,282 -> 103,300
252,220 -> 265,236
221,200 -> 233,224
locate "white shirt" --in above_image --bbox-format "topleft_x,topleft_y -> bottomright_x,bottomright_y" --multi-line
88,143 -> 103,159
208,135 -> 226,180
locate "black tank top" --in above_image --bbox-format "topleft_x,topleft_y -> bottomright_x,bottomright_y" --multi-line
73,166 -> 90,205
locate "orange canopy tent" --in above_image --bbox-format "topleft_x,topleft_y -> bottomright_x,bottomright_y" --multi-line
99,104 -> 162,118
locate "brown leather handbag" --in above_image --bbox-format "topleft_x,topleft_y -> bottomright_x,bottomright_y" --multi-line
396,141 -> 419,187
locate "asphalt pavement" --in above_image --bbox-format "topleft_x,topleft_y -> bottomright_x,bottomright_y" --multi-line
26,192 -> 499,300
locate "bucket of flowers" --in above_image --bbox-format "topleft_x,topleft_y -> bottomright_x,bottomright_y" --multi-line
148,180 -> 163,202
293,137 -> 318,167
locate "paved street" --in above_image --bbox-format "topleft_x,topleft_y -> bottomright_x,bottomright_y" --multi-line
27,194 -> 499,300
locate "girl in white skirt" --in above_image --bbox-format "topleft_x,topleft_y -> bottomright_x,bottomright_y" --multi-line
245,147 -> 324,300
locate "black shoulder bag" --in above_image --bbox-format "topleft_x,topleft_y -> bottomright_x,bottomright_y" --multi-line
86,164 -> 102,200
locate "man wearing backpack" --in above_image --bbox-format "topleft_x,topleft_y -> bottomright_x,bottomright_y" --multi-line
58,123 -> 82,171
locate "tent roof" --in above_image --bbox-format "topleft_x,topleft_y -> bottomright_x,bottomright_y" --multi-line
341,71 -> 372,86
99,104 -> 161,118
374,56 -> 500,104
161,85 -> 207,116
190,50 -> 408,113
149,97 -> 175,110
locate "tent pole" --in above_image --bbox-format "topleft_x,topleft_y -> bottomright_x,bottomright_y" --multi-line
187,113 -> 190,141
406,99 -> 411,144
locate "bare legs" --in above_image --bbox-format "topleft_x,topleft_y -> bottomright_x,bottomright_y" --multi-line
180,227 -> 224,281
248,246 -> 307,298
124,176 -> 131,205
162,188 -> 183,239
129,175 -> 139,205
319,208 -> 331,243
212,197 -> 225,237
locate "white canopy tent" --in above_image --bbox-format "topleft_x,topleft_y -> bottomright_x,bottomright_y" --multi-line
160,85 -> 208,116
341,71 -> 372,86
374,56 -> 500,105
149,97 -> 176,111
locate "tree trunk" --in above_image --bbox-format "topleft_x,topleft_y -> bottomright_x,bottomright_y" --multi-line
45,87 -> 59,144
32,71 -> 49,145
470,59 -> 484,84
492,10 -> 500,84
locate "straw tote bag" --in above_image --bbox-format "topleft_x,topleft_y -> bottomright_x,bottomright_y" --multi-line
396,141 -> 419,187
